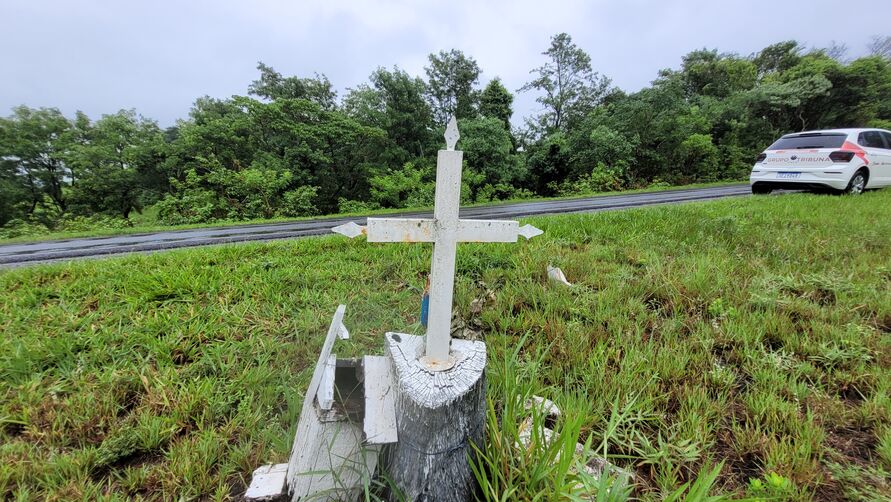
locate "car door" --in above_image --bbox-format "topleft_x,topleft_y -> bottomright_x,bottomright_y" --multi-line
857,131 -> 891,187
877,131 -> 891,186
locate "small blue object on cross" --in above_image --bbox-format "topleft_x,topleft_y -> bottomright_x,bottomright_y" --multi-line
420,278 -> 430,327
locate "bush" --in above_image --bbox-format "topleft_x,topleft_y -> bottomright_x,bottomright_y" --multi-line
552,163 -> 624,196
337,198 -> 380,214
278,186 -> 319,217
369,162 -> 435,208
0,215 -> 133,239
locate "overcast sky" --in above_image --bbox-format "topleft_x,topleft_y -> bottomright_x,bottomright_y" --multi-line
2,0 -> 889,128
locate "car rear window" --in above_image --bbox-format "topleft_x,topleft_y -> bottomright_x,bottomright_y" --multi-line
767,134 -> 847,150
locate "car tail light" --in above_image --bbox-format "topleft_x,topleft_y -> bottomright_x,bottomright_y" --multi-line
755,153 -> 767,163
829,151 -> 855,162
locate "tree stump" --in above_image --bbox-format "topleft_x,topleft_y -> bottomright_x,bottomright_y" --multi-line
383,333 -> 486,501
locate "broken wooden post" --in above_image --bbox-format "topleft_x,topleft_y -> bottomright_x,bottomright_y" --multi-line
332,117 -> 543,500
246,305 -> 398,501
382,333 -> 486,501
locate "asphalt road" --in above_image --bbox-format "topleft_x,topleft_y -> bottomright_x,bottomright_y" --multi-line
0,184 -> 750,267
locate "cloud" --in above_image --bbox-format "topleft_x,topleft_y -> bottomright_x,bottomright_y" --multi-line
1,0 -> 888,127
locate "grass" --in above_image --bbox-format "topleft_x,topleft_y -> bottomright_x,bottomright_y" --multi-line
0,181 -> 741,245
1,189 -> 889,500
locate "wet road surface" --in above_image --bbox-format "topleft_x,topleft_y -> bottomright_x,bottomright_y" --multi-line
0,184 -> 750,267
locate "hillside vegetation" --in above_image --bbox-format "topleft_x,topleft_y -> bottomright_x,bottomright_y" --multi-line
1,191 -> 890,500
4,35 -> 891,239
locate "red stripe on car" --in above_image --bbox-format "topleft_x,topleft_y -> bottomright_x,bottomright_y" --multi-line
842,141 -> 870,165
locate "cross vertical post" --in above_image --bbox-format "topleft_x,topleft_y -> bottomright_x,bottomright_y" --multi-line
424,147 -> 462,363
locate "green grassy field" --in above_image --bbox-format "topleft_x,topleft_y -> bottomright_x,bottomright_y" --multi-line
0,181 -> 739,245
1,190 -> 889,501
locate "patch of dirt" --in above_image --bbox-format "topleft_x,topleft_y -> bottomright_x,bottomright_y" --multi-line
643,291 -> 679,319
825,427 -> 876,464
712,433 -> 762,493
810,287 -> 837,306
171,346 -> 194,366
761,333 -> 784,352
1,420 -> 25,438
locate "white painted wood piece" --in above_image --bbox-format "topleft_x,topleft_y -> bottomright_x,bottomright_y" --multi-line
425,148 -> 463,362
362,355 -> 398,444
288,420 -> 380,501
331,221 -> 364,238
244,463 -> 288,501
317,353 -> 336,411
444,116 -> 460,150
285,305 -> 381,501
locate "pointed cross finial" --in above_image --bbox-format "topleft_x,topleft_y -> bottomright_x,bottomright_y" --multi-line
331,221 -> 366,238
517,224 -> 544,240
444,116 -> 459,150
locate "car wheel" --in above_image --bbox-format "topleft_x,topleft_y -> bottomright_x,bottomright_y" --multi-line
844,170 -> 867,195
752,185 -> 772,195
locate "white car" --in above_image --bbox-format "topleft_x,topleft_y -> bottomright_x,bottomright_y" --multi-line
750,128 -> 891,194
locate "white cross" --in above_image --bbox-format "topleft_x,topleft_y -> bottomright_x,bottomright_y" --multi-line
333,117 -> 542,369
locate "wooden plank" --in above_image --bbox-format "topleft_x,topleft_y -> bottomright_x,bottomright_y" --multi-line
285,305 -> 345,490
367,218 -> 435,242
288,416 -> 380,501
317,354 -> 336,411
362,355 -> 398,444
456,219 -> 518,242
244,463 -> 288,501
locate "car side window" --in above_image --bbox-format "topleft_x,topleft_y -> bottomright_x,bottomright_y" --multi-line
880,132 -> 891,150
858,131 -> 886,149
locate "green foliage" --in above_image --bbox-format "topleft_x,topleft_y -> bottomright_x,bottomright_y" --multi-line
248,62 -> 337,110
747,472 -> 795,499
479,78 -> 514,132
553,163 -> 624,196
458,117 -> 522,199
344,66 -> 435,164
424,49 -> 481,124
520,32 -> 612,135
369,162 -> 434,208
337,198 -> 380,214
280,185 -> 319,217
525,132 -> 571,195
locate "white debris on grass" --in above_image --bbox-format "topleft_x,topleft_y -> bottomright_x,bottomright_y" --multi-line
516,395 -> 635,494
547,265 -> 573,287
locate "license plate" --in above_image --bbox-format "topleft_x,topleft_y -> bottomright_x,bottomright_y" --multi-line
777,172 -> 801,179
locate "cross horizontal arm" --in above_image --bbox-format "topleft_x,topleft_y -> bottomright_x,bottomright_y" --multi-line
334,218 -> 544,244
367,218 -> 435,243
456,220 -> 518,242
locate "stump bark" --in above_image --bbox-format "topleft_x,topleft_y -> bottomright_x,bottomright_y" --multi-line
383,333 -> 486,502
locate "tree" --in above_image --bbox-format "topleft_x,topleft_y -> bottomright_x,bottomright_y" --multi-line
479,78 -> 514,132
65,110 -> 167,219
424,49 -> 481,125
822,41 -> 849,63
867,35 -> 891,60
676,50 -> 757,98
345,67 -> 435,164
458,116 -> 521,199
520,33 -> 611,135
0,106 -> 72,215
753,41 -> 802,77
249,62 -> 337,110
159,95 -> 388,221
